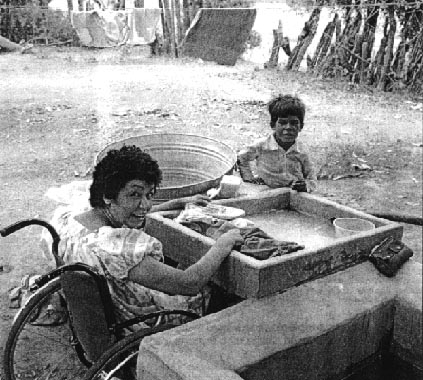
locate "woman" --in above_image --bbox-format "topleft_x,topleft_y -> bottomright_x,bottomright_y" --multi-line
41,145 -> 242,324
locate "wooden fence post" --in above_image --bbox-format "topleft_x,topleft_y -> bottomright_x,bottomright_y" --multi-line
287,4 -> 322,70
266,20 -> 283,68
311,13 -> 337,71
182,0 -> 191,32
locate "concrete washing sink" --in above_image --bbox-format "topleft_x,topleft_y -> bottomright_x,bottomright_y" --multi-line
145,188 -> 403,298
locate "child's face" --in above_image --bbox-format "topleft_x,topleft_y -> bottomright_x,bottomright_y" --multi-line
273,116 -> 301,143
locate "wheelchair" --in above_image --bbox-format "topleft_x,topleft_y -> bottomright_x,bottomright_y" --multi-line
1,219 -> 205,380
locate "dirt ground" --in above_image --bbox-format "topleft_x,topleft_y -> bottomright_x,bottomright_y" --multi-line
0,46 -> 422,375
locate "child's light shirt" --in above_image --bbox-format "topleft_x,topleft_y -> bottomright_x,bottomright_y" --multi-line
238,134 -> 317,191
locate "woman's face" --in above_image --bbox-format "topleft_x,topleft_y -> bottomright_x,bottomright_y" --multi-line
107,179 -> 155,228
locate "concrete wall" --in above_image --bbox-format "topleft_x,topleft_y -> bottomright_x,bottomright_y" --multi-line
137,260 -> 422,380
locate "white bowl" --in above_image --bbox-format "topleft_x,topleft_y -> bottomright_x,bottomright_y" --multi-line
333,218 -> 375,238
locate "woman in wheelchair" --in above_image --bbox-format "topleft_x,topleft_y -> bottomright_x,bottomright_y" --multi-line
40,145 -> 243,326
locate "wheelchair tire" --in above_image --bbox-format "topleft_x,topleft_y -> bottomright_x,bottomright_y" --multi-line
83,324 -> 175,380
2,277 -> 88,380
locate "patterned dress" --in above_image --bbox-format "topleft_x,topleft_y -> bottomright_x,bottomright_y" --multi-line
40,206 -> 205,327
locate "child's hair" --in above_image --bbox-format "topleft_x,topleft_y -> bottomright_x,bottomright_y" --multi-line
268,94 -> 306,128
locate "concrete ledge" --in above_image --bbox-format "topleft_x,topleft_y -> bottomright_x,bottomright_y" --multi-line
137,261 -> 422,380
392,262 -> 422,369
240,304 -> 394,380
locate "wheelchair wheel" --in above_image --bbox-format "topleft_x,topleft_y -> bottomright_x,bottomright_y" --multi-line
2,277 -> 88,380
83,325 -> 175,380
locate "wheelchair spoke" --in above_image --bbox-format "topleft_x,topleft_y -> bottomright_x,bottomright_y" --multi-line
3,279 -> 89,380
12,319 -> 87,379
17,324 -> 72,346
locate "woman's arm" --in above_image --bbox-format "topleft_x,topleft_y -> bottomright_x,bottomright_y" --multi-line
127,229 -> 243,295
150,194 -> 210,212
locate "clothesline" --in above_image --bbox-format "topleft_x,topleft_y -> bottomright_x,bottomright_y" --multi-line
1,2 -> 422,9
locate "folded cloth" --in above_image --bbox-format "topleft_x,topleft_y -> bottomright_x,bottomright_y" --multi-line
210,222 -> 304,260
181,219 -> 224,235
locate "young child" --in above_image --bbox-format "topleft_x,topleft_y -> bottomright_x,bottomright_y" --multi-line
237,94 -> 317,192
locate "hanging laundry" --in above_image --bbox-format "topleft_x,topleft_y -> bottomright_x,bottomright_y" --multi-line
131,8 -> 161,45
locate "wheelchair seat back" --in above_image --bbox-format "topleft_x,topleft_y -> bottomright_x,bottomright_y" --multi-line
61,270 -> 117,362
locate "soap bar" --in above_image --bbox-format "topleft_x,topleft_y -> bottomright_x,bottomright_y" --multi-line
219,175 -> 242,198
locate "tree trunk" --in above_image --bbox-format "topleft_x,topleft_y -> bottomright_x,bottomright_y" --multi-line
162,0 -> 175,55
360,41 -> 369,83
378,7 -> 396,90
344,8 -> 362,69
174,0 -> 184,45
351,33 -> 363,81
369,15 -> 388,85
362,3 -> 379,57
66,0 -> 73,19
169,0 -> 177,56
159,0 -> 170,53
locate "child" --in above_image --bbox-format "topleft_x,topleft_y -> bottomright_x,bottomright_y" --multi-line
237,94 -> 317,192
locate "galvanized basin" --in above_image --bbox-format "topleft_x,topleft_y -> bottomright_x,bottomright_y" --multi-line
95,133 -> 237,201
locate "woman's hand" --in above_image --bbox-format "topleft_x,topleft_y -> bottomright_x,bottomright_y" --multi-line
181,194 -> 211,207
215,229 -> 244,253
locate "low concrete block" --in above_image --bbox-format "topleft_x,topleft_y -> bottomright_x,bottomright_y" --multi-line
137,262 -> 422,380
240,304 -> 394,380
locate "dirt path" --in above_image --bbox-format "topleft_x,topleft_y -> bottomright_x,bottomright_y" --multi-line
0,47 -> 422,367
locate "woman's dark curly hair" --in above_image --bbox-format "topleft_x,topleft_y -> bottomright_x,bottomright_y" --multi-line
268,94 -> 306,128
90,145 -> 162,208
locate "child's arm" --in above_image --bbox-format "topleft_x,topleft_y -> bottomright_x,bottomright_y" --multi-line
302,154 -> 317,192
237,144 -> 259,182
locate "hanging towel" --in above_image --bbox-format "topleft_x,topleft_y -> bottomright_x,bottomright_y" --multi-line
181,8 -> 257,65
131,8 -> 161,44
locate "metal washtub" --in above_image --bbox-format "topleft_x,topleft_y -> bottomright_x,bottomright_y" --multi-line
95,134 -> 237,201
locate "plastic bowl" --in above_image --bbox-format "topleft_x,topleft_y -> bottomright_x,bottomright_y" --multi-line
333,218 -> 375,238
95,134 -> 237,201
